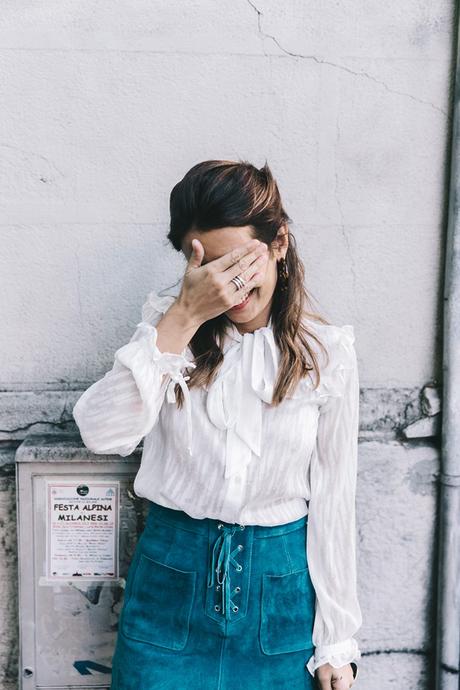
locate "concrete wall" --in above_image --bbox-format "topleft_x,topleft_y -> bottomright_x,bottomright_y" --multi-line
0,1 -> 454,688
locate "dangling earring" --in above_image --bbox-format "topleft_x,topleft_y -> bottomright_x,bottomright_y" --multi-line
278,257 -> 289,291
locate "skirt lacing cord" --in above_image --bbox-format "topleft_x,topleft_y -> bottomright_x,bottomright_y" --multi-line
207,523 -> 245,620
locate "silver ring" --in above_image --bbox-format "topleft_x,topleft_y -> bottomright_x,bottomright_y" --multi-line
231,274 -> 246,290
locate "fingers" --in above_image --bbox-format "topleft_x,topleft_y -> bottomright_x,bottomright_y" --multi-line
186,238 -> 205,271
318,675 -> 347,690
316,664 -> 355,690
331,679 -> 350,690
330,670 -> 354,690
227,256 -> 268,295
211,238 -> 261,271
332,679 -> 351,690
225,242 -> 269,281
231,271 -> 263,298
183,236 -> 269,316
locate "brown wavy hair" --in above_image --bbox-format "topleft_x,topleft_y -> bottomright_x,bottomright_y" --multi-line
166,159 -> 331,408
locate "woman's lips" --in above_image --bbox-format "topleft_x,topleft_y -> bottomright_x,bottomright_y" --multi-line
229,288 -> 255,311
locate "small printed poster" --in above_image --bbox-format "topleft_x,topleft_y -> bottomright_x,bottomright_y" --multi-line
46,480 -> 119,580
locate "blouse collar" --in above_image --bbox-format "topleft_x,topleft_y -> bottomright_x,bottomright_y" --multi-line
222,314 -> 274,347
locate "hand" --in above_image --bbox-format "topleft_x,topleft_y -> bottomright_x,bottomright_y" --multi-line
316,662 -> 357,689
176,237 -> 269,326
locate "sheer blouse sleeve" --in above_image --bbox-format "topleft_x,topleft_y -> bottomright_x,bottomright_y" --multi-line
72,290 -> 196,457
305,325 -> 362,678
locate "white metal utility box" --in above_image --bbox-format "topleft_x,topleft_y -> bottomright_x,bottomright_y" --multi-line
15,432 -> 147,690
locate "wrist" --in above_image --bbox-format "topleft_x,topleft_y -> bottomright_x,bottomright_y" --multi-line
154,301 -> 200,357
169,298 -> 202,331
165,300 -> 202,333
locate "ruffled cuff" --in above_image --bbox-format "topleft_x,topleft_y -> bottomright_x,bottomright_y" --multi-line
142,289 -> 178,326
114,320 -> 196,454
305,637 -> 361,678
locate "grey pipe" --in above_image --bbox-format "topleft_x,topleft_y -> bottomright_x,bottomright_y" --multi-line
435,9 -> 460,689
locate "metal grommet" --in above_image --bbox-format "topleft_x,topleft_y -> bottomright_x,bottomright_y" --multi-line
214,604 -> 221,611
238,544 -> 244,551
236,564 -> 243,572
233,606 -> 239,612
217,523 -> 223,529
239,525 -> 245,530
235,586 -> 241,593
216,585 -> 221,591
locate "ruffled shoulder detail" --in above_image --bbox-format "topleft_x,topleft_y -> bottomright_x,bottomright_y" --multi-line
141,289 -> 177,325
291,318 -> 356,408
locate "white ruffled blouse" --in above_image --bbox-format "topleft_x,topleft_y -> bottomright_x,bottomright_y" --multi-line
72,289 -> 363,677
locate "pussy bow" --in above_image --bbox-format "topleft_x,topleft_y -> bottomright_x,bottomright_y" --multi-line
205,320 -> 279,480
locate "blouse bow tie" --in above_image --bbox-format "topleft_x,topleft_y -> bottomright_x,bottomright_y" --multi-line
205,319 -> 279,480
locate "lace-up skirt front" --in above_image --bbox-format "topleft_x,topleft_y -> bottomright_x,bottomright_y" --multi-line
110,500 -> 316,690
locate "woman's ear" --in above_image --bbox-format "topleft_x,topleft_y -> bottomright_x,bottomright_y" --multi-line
271,224 -> 289,260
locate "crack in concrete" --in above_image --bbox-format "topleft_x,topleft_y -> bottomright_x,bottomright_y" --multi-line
74,245 -> 84,327
0,142 -> 66,178
361,647 -> 431,658
246,0 -> 447,116
334,114 -> 360,316
0,419 -> 73,434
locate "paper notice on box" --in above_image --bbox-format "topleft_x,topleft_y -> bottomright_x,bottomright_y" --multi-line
46,480 -> 119,580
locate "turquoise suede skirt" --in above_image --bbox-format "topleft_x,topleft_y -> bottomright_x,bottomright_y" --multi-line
110,501 -> 316,690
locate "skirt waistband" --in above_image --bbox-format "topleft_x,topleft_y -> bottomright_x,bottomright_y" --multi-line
145,500 -> 308,539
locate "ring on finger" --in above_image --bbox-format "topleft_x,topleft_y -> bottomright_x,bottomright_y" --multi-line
231,274 -> 246,290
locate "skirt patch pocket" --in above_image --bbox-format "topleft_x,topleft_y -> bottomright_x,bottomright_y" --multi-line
259,566 -> 315,655
122,551 -> 197,651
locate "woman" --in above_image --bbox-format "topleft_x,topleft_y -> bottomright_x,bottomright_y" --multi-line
73,160 -> 362,690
